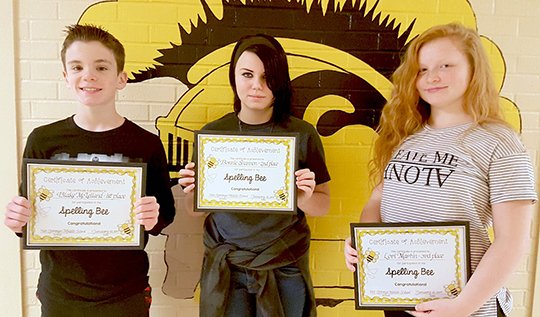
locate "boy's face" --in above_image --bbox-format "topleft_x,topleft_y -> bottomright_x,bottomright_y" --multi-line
63,41 -> 127,108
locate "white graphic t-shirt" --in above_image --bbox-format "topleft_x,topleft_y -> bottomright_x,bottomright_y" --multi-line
381,122 -> 537,317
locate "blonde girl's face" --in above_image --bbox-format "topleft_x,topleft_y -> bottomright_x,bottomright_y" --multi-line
234,51 -> 275,121
415,37 -> 471,114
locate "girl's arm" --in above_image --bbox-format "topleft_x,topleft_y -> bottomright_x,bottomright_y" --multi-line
412,199 -> 534,317
344,183 -> 383,271
295,168 -> 330,216
359,183 -> 383,222
178,162 -> 206,217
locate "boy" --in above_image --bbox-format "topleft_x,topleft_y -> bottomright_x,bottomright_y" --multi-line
4,24 -> 175,317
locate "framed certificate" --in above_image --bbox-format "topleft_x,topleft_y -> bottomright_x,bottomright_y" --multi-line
194,131 -> 298,213
22,159 -> 146,250
350,222 -> 470,310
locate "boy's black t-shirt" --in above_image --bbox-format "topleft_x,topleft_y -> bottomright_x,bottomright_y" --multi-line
23,116 -> 175,306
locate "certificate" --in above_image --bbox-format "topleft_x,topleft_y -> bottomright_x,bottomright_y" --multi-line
350,222 -> 470,310
22,159 -> 146,249
194,131 -> 298,213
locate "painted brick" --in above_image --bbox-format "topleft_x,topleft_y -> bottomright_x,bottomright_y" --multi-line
19,20 -> 30,40
19,0 -> 58,19
21,81 -> 58,100
29,20 -> 68,40
494,0 -> 536,16
19,41 -> 59,60
30,100 -> 74,119
502,74 -> 540,94
58,1 -> 103,20
517,55 -> 540,74
469,0 -> 495,14
515,94 -> 540,112
31,62 -> 64,80
150,104 -> 177,121
119,83 -> 177,103
118,3 -> 178,24
521,131 -> 540,149
116,102 -> 150,121
19,61 -> 31,81
521,112 -> 540,129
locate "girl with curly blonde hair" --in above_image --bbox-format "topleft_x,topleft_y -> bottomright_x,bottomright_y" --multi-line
345,23 -> 536,317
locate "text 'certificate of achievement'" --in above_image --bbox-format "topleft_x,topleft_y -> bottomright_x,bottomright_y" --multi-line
350,222 -> 470,310
194,131 -> 298,213
23,159 -> 146,250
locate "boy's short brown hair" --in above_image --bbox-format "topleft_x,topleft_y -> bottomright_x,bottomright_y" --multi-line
61,24 -> 125,73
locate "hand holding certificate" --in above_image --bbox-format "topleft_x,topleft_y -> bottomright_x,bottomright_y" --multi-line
350,222 -> 470,310
23,159 -> 146,249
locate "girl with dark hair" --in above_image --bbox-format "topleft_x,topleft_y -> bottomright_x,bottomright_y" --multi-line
179,34 -> 331,317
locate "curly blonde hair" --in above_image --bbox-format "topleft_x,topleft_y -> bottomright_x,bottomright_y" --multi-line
370,23 -> 507,183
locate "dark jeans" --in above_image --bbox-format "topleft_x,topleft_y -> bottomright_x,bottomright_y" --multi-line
39,286 -> 152,317
383,300 -> 505,317
224,264 -> 306,316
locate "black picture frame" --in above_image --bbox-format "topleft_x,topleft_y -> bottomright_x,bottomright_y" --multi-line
350,221 -> 471,310
193,130 -> 299,214
22,159 -> 146,250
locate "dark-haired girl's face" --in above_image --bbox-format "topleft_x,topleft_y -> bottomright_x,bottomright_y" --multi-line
234,51 -> 275,123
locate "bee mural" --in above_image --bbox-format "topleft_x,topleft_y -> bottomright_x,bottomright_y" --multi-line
205,156 -> 218,169
445,282 -> 462,297
37,187 -> 53,202
363,249 -> 379,264
274,188 -> 288,202
77,0 -> 523,314
118,223 -> 134,236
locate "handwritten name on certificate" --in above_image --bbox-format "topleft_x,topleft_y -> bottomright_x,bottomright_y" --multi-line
23,159 -> 146,249
195,132 -> 298,213
351,222 -> 470,310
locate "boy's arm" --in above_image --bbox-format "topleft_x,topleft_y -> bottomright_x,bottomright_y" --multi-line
4,196 -> 31,234
5,129 -> 41,236
144,143 -> 176,235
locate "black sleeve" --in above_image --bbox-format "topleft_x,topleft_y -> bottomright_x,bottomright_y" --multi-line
145,138 -> 176,236
306,126 -> 331,185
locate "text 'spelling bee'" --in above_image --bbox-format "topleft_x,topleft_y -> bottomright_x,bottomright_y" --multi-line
363,249 -> 379,263
37,187 -> 53,201
206,156 -> 218,169
274,189 -> 288,201
445,282 -> 461,297
118,223 -> 134,235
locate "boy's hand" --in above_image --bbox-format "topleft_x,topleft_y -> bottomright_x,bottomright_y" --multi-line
135,196 -> 159,231
178,162 -> 196,193
5,196 -> 31,233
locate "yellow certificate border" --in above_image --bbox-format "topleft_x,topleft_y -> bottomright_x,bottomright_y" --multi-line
350,222 -> 470,310
22,159 -> 146,250
194,131 -> 298,213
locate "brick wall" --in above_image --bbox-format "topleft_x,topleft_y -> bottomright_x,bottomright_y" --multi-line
10,0 -> 540,316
